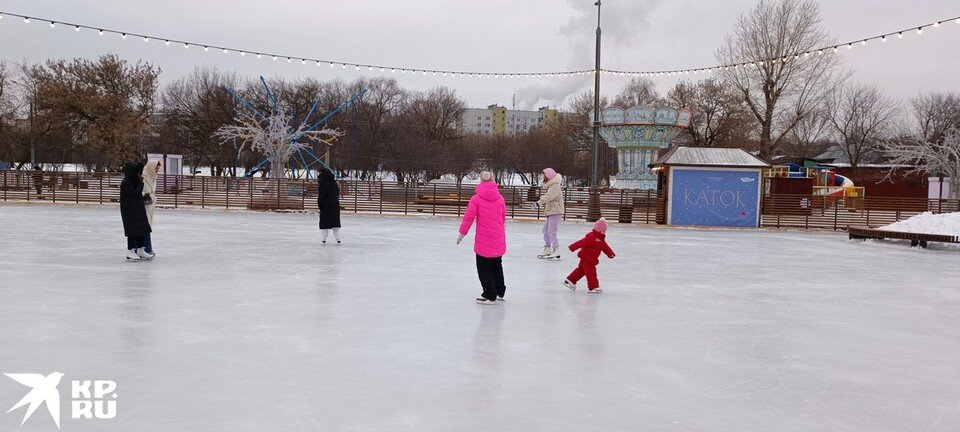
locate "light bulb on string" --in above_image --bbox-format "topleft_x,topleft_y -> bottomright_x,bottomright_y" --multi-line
49,21 -> 54,28
861,40 -> 867,46
75,26 -> 81,32
301,59 -> 306,65
898,32 -> 903,38
164,40 -> 170,45
144,37 -> 150,43
223,49 -> 229,54
23,17 -> 29,23
184,43 -> 189,49
341,64 -> 346,69
121,33 -> 127,39
256,54 -> 262,59
204,46 -> 209,52
916,27 -> 923,34
882,35 -> 887,42
272,56 -> 277,61
286,58 -> 292,63
846,43 -> 852,49
240,51 -> 246,56
329,62 -> 334,67
933,21 -> 940,28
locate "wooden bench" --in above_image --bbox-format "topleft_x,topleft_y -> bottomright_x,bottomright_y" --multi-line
848,226 -> 959,248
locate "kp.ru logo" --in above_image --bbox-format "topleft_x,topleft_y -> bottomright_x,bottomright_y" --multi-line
4,372 -> 117,430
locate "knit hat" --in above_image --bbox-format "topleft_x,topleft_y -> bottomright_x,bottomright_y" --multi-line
542,168 -> 557,180
593,217 -> 608,233
479,171 -> 495,182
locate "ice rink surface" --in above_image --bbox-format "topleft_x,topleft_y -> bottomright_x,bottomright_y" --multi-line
1,203 -> 958,432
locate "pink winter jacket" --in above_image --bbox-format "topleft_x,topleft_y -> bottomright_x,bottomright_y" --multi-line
459,181 -> 507,258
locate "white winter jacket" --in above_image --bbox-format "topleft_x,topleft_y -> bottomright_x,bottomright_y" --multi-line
537,174 -> 565,216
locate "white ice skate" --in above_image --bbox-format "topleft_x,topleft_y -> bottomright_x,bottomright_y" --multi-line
587,288 -> 603,294
497,296 -> 505,302
539,247 -> 561,260
537,246 -> 551,258
135,248 -> 154,260
563,280 -> 577,291
125,249 -> 141,261
476,297 -> 498,305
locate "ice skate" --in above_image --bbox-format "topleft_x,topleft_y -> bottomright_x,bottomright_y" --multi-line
536,246 -> 551,258
476,297 -> 498,305
539,247 -> 561,260
563,280 -> 577,291
497,296 -> 505,302
587,287 -> 603,294
125,249 -> 141,261
135,248 -> 154,260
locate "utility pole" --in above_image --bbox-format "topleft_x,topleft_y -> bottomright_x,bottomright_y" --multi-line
588,0 -> 603,221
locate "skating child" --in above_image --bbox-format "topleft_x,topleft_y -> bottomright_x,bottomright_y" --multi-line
457,171 -> 507,304
563,218 -> 615,293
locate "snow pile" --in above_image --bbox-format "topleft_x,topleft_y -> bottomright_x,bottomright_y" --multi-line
881,212 -> 960,236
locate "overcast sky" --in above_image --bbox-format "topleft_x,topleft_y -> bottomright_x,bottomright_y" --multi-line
1,0 -> 958,110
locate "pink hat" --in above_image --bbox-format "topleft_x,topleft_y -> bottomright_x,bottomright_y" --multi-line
543,168 -> 557,180
593,217 -> 608,233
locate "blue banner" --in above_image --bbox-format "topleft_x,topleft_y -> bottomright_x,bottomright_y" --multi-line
670,169 -> 761,227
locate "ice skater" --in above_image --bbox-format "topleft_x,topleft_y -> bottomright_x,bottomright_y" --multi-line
536,168 -> 564,259
457,171 -> 507,304
317,168 -> 342,244
141,159 -> 161,257
563,218 -> 615,293
120,162 -> 153,261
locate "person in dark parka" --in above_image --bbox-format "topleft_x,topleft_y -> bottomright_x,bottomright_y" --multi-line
317,168 -> 342,244
120,162 -> 152,260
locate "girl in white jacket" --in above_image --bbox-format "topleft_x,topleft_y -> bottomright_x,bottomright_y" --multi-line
536,168 -> 564,258
141,160 -> 161,257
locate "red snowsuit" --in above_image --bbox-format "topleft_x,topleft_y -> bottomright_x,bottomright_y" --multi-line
567,230 -> 615,290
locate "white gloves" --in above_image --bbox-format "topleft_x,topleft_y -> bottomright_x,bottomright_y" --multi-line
457,233 -> 465,244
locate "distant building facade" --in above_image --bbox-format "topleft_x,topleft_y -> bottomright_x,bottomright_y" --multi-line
461,105 -> 558,135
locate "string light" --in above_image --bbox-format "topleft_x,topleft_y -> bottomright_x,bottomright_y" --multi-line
2,9 -> 957,80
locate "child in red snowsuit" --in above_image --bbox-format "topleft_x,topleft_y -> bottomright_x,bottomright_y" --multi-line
563,218 -> 615,293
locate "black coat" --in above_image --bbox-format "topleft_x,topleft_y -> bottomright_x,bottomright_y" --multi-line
120,162 -> 151,237
317,171 -> 341,229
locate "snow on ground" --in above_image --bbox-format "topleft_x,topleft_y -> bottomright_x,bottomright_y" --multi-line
881,211 -> 960,236
1,203 -> 959,432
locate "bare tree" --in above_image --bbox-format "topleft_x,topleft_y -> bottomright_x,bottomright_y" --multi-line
715,0 -> 841,161
781,108 -> 831,158
158,67 -> 238,175
824,83 -> 900,167
667,79 -> 753,147
910,92 -> 960,144
613,78 -> 662,108
882,128 -> 960,200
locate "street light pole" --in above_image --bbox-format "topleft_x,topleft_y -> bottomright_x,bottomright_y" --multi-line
591,0 -> 602,188
589,0 -> 603,221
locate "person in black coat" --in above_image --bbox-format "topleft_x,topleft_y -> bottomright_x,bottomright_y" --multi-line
317,168 -> 342,244
120,162 -> 152,260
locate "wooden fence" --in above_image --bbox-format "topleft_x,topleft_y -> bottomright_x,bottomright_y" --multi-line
3,170 -> 957,230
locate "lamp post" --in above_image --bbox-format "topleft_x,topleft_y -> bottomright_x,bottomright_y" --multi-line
589,0 -> 602,221
10,80 -> 36,167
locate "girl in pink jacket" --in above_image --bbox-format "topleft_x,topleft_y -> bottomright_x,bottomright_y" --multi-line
458,171 -> 507,304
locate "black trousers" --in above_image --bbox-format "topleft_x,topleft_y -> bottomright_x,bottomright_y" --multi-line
126,235 -> 145,249
475,255 -> 506,301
